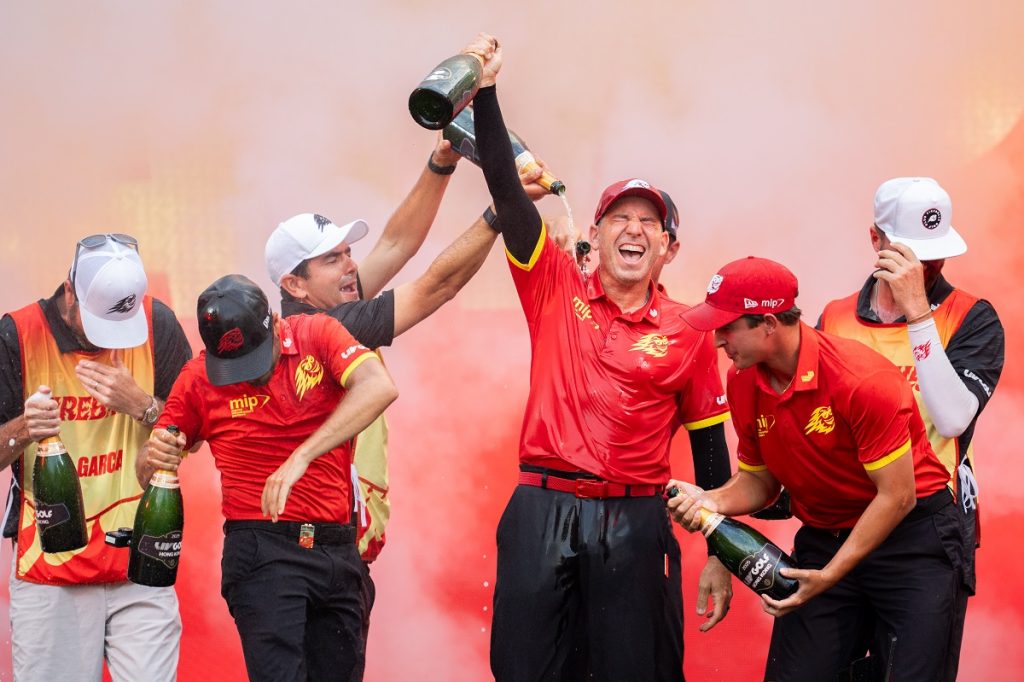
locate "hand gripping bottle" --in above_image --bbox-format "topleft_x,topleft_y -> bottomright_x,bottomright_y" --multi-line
128,426 -> 184,586
670,487 -> 798,600
31,388 -> 88,553
443,106 -> 566,196
409,53 -> 483,130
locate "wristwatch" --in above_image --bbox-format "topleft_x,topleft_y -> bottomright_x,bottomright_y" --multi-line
138,396 -> 160,427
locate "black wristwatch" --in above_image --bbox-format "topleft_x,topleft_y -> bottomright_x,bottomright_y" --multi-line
427,154 -> 457,176
138,396 -> 160,427
482,205 -> 499,229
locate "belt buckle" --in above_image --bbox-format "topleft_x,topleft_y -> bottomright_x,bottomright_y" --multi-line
299,523 -> 315,549
575,480 -> 607,499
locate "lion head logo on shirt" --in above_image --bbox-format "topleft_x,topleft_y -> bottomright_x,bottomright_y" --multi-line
294,355 -> 324,401
630,334 -> 669,358
804,406 -> 835,436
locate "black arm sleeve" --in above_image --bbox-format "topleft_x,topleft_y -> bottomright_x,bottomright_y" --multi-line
0,315 -> 24,425
687,422 -> 731,490
473,85 -> 543,263
151,299 -> 193,400
328,291 -> 396,350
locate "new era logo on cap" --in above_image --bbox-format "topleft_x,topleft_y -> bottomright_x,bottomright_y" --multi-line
681,257 -> 799,331
265,213 -> 370,285
873,177 -> 967,261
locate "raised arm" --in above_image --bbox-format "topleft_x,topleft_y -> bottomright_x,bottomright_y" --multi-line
466,34 -> 544,264
357,136 -> 461,300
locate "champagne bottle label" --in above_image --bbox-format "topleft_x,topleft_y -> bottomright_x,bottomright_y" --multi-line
137,530 -> 182,568
35,502 -> 71,530
700,511 -> 726,537
149,471 -> 180,489
424,67 -> 453,82
738,543 -> 785,594
36,441 -> 67,457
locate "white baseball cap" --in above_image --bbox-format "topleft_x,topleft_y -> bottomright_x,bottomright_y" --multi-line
71,235 -> 149,348
873,177 -> 967,261
265,213 -> 369,285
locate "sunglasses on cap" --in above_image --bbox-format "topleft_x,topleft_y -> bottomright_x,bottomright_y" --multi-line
69,233 -> 139,284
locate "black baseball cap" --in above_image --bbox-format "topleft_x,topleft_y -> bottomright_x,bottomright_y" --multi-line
659,189 -> 680,241
197,275 -> 275,386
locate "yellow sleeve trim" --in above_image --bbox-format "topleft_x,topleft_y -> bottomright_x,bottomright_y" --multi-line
506,221 -> 547,272
682,411 -> 731,431
340,352 -> 377,387
863,438 -> 911,471
738,460 -> 768,472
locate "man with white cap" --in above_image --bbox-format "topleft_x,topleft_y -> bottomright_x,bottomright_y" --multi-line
819,177 -> 1004,680
263,142 -> 549,646
0,233 -> 191,681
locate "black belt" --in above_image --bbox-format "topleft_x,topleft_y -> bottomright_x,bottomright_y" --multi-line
224,520 -> 355,547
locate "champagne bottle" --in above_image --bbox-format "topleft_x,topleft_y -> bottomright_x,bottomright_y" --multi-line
409,54 -> 482,130
669,487 -> 798,600
443,106 -> 566,196
31,388 -> 88,553
128,426 -> 184,587
33,436 -> 89,553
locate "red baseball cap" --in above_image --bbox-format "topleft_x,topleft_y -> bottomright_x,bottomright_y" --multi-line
681,257 -> 799,331
593,178 -> 668,225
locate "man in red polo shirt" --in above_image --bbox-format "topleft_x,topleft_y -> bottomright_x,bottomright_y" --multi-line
669,256 -> 962,682
466,35 -> 733,681
143,274 -> 397,682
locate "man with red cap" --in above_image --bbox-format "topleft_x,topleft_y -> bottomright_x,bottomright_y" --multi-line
669,256 -> 963,681
465,34 -> 733,681
818,177 -> 1004,680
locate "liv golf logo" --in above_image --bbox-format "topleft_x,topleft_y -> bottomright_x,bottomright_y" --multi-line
137,530 -> 183,568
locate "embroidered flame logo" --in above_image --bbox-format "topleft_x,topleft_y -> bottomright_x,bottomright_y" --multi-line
294,355 -> 324,401
217,328 -> 244,353
912,340 -> 932,361
630,334 -> 669,358
804,406 -> 835,435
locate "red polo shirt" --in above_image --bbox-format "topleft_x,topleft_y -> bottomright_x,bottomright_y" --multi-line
158,314 -> 377,523
508,226 -> 729,484
730,323 -> 949,528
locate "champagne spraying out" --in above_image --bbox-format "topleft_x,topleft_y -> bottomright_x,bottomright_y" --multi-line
667,487 -> 798,600
560,192 -> 591,277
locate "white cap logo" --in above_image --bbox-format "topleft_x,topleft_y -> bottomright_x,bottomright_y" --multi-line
623,178 -> 651,190
707,274 -> 723,294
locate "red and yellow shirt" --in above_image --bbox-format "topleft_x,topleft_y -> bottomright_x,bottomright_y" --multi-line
508,226 -> 729,484
158,314 -> 376,523
11,298 -> 156,585
731,323 -> 949,529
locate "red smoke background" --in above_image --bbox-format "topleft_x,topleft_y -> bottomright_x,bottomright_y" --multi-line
1,4 -> 1022,680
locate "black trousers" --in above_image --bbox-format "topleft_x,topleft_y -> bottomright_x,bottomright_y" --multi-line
221,522 -> 366,682
490,485 -> 684,682
764,493 -> 963,682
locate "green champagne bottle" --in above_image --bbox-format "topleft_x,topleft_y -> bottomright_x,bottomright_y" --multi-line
669,487 -> 798,600
33,433 -> 89,553
443,106 -> 566,196
128,426 -> 184,587
409,54 -> 482,130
